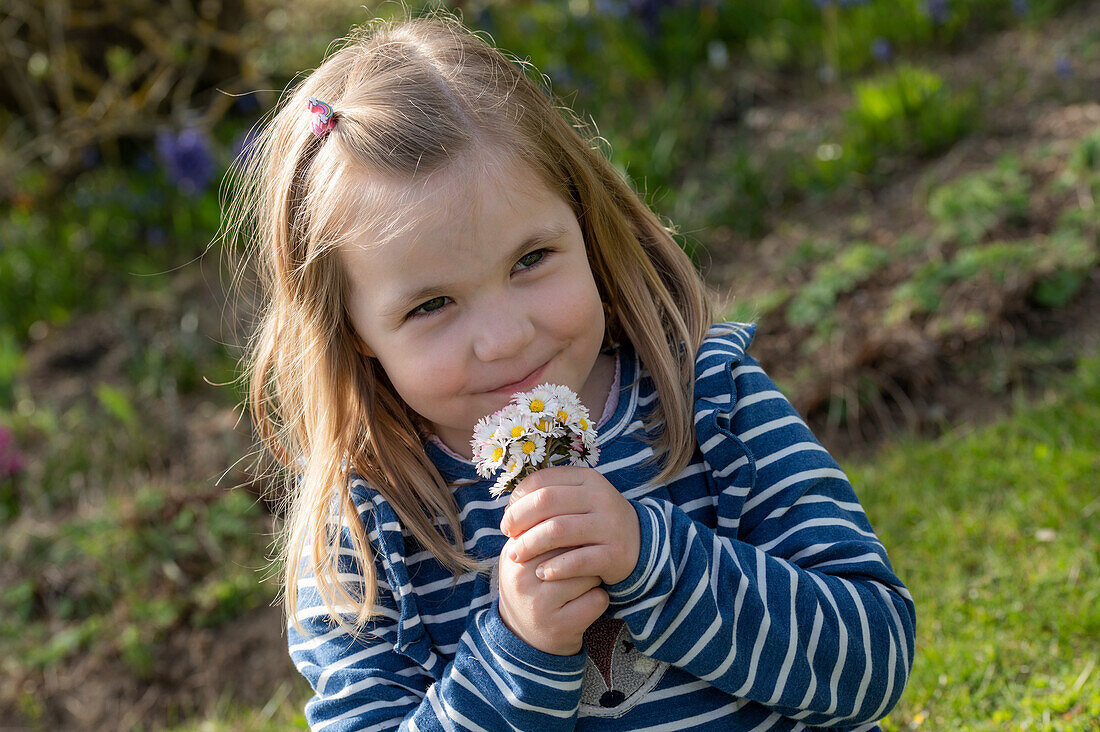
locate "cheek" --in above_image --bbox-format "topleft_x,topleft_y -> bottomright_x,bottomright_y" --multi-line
534,254 -> 600,314
377,338 -> 466,402
549,269 -> 604,338
380,347 -> 438,383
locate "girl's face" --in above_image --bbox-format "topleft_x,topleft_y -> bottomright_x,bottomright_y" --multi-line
341,154 -> 610,459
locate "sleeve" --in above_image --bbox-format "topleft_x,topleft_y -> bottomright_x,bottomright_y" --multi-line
603,323 -> 916,727
288,488 -> 588,731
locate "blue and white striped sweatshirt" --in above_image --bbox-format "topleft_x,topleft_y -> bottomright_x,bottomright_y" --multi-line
288,323 -> 916,730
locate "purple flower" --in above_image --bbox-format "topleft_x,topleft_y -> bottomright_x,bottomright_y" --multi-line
1055,55 -> 1073,79
926,0 -> 949,25
0,427 -> 24,478
1011,0 -> 1029,16
155,127 -> 216,196
871,37 -> 893,62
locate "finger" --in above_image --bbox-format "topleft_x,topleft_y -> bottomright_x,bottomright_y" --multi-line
541,574 -> 603,608
510,465 -> 588,501
501,483 -> 592,537
557,587 -> 610,628
500,544 -> 575,586
504,572 -> 600,606
525,546 -> 571,566
534,545 -> 613,582
509,514 -> 604,563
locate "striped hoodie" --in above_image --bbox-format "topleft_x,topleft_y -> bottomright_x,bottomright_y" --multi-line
288,322 -> 916,730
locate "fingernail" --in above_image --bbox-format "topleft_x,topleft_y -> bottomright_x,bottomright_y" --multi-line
509,549 -> 518,562
535,565 -> 546,580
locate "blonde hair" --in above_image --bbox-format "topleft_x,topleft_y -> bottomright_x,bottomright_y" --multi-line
222,11 -> 713,637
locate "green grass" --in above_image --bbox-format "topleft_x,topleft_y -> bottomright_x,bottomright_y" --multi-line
786,240 -> 893,340
852,348 -> 1100,729
0,479 -> 273,683
162,680 -> 312,732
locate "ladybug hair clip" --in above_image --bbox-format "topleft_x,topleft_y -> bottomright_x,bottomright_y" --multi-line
307,97 -> 337,138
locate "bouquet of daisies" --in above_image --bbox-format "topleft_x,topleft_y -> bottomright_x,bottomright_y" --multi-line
471,383 -> 600,497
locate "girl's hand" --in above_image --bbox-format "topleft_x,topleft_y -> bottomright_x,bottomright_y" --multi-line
499,466 -> 640,587
497,545 -> 608,656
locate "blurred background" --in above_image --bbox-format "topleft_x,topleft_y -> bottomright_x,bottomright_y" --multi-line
1,0 -> 1097,729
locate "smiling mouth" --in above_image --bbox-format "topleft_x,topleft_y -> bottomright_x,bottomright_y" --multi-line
486,360 -> 550,395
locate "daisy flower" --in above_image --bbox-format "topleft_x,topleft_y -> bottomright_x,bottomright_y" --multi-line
493,459 -> 523,495
510,433 -> 547,465
547,383 -> 579,406
471,383 -> 600,496
498,414 -> 530,442
529,414 -> 561,438
516,385 -> 558,419
474,439 -> 509,479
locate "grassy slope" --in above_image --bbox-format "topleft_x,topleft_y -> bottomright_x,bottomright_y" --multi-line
165,346 -> 1100,730
859,348 -> 1100,730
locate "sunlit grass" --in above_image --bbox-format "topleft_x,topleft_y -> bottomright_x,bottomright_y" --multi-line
853,348 -> 1100,729
163,679 -> 312,732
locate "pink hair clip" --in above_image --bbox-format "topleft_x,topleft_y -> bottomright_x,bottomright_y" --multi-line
307,97 -> 337,138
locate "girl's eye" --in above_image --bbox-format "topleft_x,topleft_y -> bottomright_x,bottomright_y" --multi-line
409,296 -> 450,318
513,248 -> 548,272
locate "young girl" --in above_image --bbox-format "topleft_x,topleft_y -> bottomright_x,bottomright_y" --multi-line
225,13 -> 915,730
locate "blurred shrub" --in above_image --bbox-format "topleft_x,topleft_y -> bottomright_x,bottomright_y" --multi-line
849,65 -> 976,167
928,154 -> 1032,244
0,482 -> 269,674
801,64 -> 978,191
670,145 -> 773,240
451,0 -> 1043,211
1053,127 -> 1100,197
0,423 -> 25,521
0,0 -> 257,196
1,0 -> 1078,246
0,335 -> 23,408
886,221 -> 1097,329
787,241 -> 893,332
1031,207 -> 1099,307
0,164 -> 220,342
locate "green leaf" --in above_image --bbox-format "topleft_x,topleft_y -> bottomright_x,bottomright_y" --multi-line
95,384 -> 137,428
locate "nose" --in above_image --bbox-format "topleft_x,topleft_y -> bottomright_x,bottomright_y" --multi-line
471,298 -> 536,363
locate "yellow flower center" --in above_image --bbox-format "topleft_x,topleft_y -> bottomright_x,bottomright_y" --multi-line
510,425 -> 524,438
556,410 -> 569,423
529,399 -> 545,412
537,419 -> 549,431
492,447 -> 504,462
522,440 -> 537,455
579,418 -> 588,430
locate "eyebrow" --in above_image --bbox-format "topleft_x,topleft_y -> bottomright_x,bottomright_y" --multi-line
384,223 -> 571,317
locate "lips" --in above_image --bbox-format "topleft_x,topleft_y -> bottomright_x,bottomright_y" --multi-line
485,359 -> 550,395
